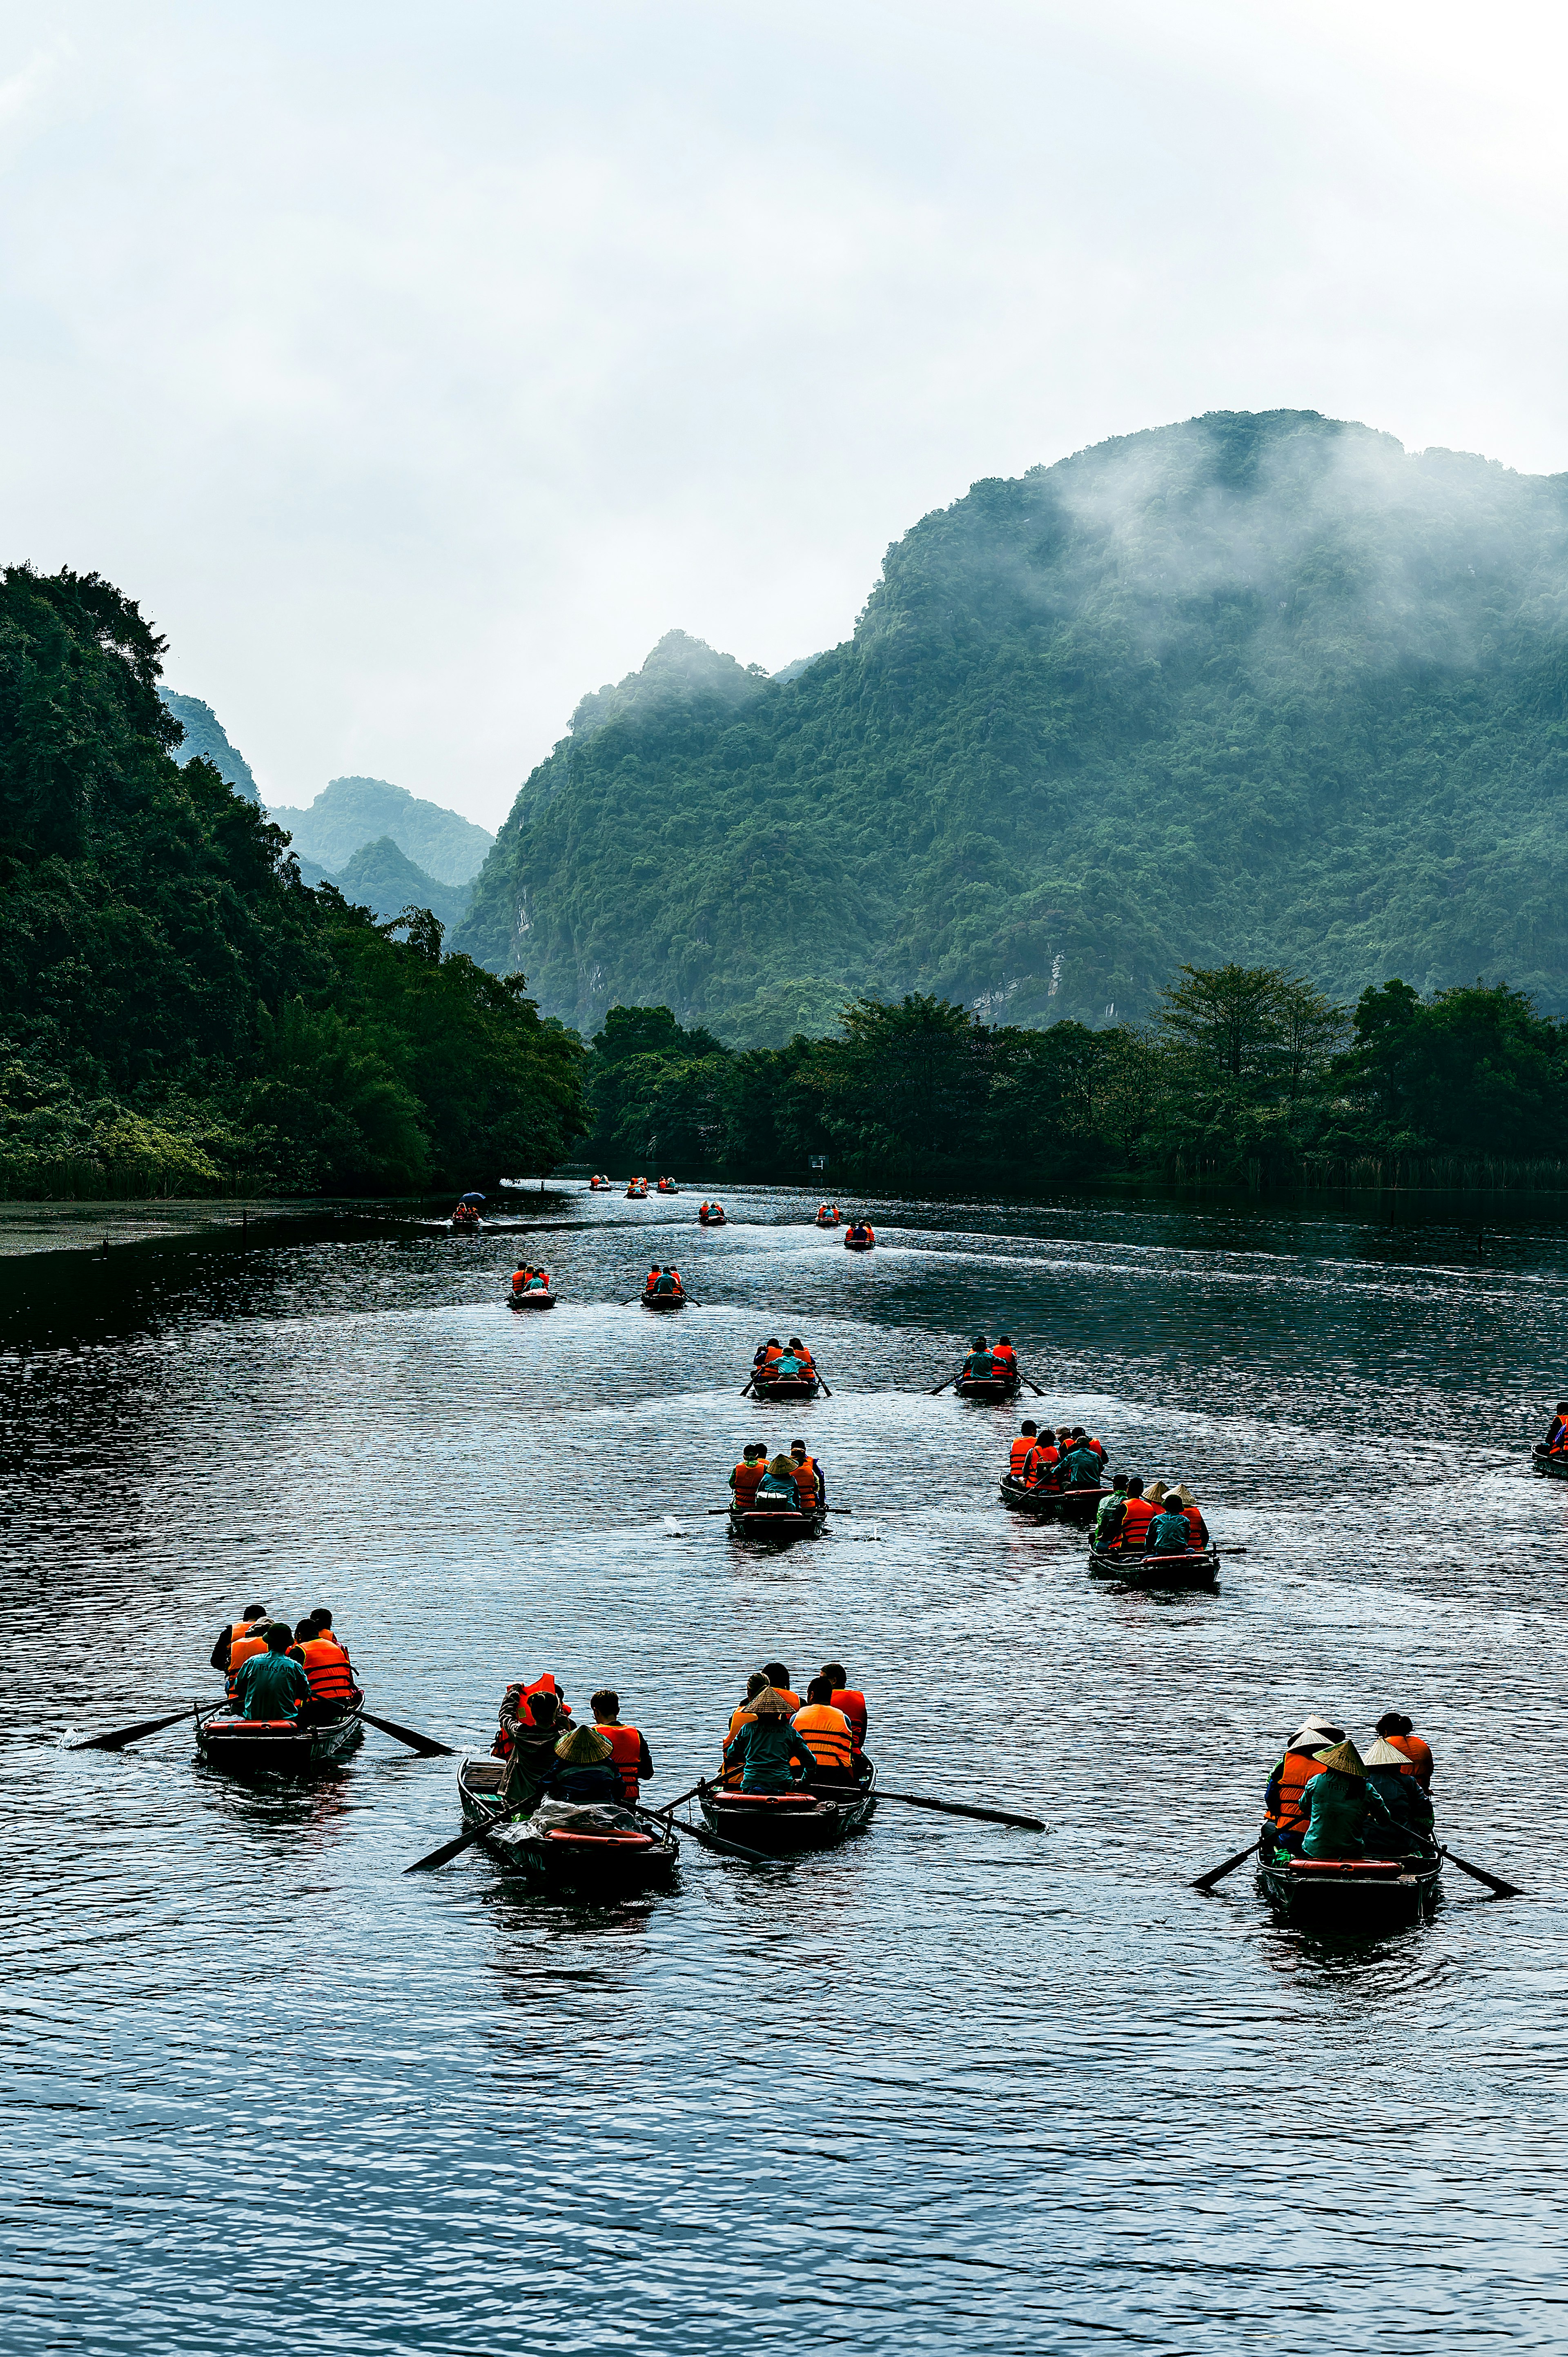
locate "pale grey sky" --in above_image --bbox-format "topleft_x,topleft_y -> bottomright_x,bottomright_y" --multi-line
1,0 -> 1564,826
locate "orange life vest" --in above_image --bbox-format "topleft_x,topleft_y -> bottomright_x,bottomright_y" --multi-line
298,1636 -> 355,1703
1009,1436 -> 1035,1476
512,1270 -> 527,1292
733,1459 -> 764,1506
771,1688 -> 803,1715
225,1632 -> 270,1693
1389,1732 -> 1433,1789
992,1346 -> 1017,1370
1025,1443 -> 1060,1487
1269,1748 -> 1330,1837
792,1704 -> 854,1773
790,1455 -> 819,1509
598,1722 -> 645,1802
1116,1496 -> 1157,1546
830,1687 -> 868,1748
1181,1504 -> 1207,1546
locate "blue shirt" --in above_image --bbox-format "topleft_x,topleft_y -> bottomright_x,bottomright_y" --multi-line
234,1651 -> 311,1720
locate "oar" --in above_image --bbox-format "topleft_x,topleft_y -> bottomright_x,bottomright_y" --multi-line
405,1807 -> 507,1874
1191,1836 -> 1260,1891
1364,1786 -> 1522,1899
875,1788 -> 1046,1831
1016,1368 -> 1047,1397
816,1374 -> 833,1397
928,1375 -> 955,1395
361,1709 -> 455,1758
739,1377 -> 755,1396
70,1702 -> 197,1752
687,1820 -> 779,1865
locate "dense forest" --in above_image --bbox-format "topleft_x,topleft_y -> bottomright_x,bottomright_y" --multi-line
457,409 -> 1568,1045
0,564 -> 586,1199
583,970 -> 1568,1192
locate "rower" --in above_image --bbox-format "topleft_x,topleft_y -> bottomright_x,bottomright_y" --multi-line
591,1689 -> 653,1802
293,1618 -> 356,1718
1376,1710 -> 1434,1789
1071,1426 -> 1106,1466
789,1439 -> 822,1510
493,1687 -> 572,1807
1009,1421 -> 1038,1478
1144,1496 -> 1195,1556
233,1622 -> 310,1722
791,1678 -> 856,1784
1091,1475 -> 1129,1540
546,1725 -> 626,1804
722,1672 -> 770,1786
761,1660 -> 803,1713
1298,1738 -> 1371,1858
722,1688 -> 815,1793
730,1445 -> 768,1508
652,1267 -> 680,1295
1262,1718 -> 1346,1853
820,1662 -> 867,1757
1058,1435 -> 1104,1492
210,1602 -> 268,1674
492,1675 -> 573,1758
960,1334 -> 995,1380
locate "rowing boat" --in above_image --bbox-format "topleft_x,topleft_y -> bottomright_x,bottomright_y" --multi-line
956,1373 -> 1020,1403
698,1210 -> 727,1225
641,1289 -> 686,1311
657,1182 -> 680,1194
1531,1444 -> 1568,1479
194,1699 -> 364,1772
844,1234 -> 874,1252
510,1290 -> 556,1311
728,1498 -> 828,1542
815,1214 -> 840,1228
699,1762 -> 876,1853
999,1476 -> 1108,1524
748,1371 -> 821,1399
450,1213 -> 481,1231
1256,1845 -> 1441,1929
1087,1542 -> 1219,1589
457,1759 -> 679,1891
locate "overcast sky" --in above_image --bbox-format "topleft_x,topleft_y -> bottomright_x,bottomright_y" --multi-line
2,0 -> 1565,826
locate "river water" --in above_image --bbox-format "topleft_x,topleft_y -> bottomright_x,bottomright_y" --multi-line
3,1184 -> 1566,2355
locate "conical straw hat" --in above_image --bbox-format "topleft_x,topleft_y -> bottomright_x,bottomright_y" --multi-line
750,1686 -> 792,1716
555,1724 -> 612,1764
1363,1736 -> 1411,1768
1314,1738 -> 1366,1778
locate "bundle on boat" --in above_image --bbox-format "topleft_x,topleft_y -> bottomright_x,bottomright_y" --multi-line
700,1761 -> 876,1853
457,1758 -> 679,1889
194,1697 -> 364,1772
999,1475 -> 1108,1523
1086,1541 -> 1219,1589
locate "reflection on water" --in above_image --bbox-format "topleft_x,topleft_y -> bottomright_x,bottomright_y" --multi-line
2,1183 -> 1566,2353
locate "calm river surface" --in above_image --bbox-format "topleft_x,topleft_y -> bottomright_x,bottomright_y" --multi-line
4,1183 -> 1566,2355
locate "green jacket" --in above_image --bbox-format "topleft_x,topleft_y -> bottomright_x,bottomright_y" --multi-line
1093,1491 -> 1127,1541
1300,1768 -> 1368,1859
722,1718 -> 815,1793
234,1651 -> 311,1721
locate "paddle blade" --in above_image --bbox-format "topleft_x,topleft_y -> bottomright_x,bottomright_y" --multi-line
1442,1847 -> 1523,1900
876,1788 -> 1046,1831
361,1711 -> 455,1758
1191,1838 -> 1261,1892
688,1822 -> 777,1867
71,1704 -> 196,1752
404,1818 -> 494,1874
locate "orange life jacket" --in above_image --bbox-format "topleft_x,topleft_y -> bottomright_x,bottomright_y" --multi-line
790,1455 -> 819,1509
598,1722 -> 645,1803
1389,1732 -> 1433,1789
770,1688 -> 803,1715
1181,1504 -> 1207,1546
299,1636 -> 355,1702
1025,1443 -> 1060,1487
722,1705 -> 757,1786
992,1345 -> 1017,1370
830,1687 -> 868,1749
792,1704 -> 854,1773
1009,1435 -> 1035,1476
1115,1496 -> 1157,1546
733,1459 -> 764,1506
512,1270 -> 528,1292
225,1632 -> 270,1694
1269,1748 -> 1330,1836
1085,1436 -> 1106,1460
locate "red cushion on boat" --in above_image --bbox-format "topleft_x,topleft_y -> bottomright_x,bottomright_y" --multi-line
1290,1858 -> 1404,1876
543,1830 -> 653,1845
714,1791 -> 817,1809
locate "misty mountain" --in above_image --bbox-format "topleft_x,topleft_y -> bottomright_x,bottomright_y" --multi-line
160,691 -> 259,800
329,836 -> 474,932
453,409 -> 1568,1041
270,775 -> 494,885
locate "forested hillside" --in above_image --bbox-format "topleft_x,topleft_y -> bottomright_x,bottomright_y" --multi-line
0,565 -> 584,1198
161,691 -> 259,800
457,410 -> 1568,1043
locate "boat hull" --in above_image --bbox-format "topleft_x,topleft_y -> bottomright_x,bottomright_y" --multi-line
728,1503 -> 828,1542
750,1375 -> 821,1400
1087,1543 -> 1219,1589
195,1703 -> 364,1773
956,1375 -> 1019,1403
510,1292 -> 556,1310
815,1218 -> 840,1228
458,1761 -> 679,1890
1532,1446 -> 1568,1479
844,1237 -> 874,1251
1000,1477 -> 1108,1523
1257,1849 -> 1441,1928
698,1214 -> 726,1225
700,1767 -> 876,1851
641,1292 -> 686,1311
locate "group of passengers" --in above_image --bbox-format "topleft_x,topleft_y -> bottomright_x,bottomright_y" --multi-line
209,1604 -> 358,1722
698,1200 -> 726,1220
961,1333 -> 1018,1381
1008,1420 -> 1109,1496
1263,1712 -> 1436,1860
730,1438 -> 825,1514
720,1659 -> 869,1794
490,1678 -> 655,1814
511,1263 -> 551,1294
646,1265 -> 684,1296
751,1335 -> 817,1383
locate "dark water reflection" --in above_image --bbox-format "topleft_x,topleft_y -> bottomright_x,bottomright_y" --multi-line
3,1185 -> 1566,2353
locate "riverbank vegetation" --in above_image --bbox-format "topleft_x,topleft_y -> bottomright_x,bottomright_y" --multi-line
584,965 -> 1568,1193
0,564 -> 586,1198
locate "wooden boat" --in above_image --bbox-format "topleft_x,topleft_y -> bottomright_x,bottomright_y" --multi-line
1000,1477 -> 1109,1524
955,1372 -> 1020,1403
509,1288 -> 556,1311
815,1213 -> 840,1228
843,1232 -> 875,1252
589,1176 -> 612,1190
728,1495 -> 828,1542
1257,1845 -> 1442,1929
656,1181 -> 680,1194
625,1179 -> 649,1199
749,1368 -> 821,1399
699,1762 -> 876,1853
458,1758 -> 679,1891
1087,1542 -> 1219,1589
1531,1444 -> 1568,1479
698,1207 -> 727,1225
195,1698 -> 364,1772
641,1287 -> 686,1310
450,1212 -> 482,1231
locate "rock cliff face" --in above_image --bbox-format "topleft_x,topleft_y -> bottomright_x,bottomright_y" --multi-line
454,411 -> 1568,1042
160,692 -> 260,800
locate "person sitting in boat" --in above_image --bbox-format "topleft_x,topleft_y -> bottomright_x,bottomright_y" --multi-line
761,1661 -> 803,1712
1544,1401 -> 1568,1453
512,1263 -> 531,1294
590,1691 -> 653,1803
1361,1735 -> 1436,1854
730,1444 -> 768,1507
1058,1437 -> 1104,1492
721,1672 -> 771,1786
524,1268 -> 550,1291
492,1676 -> 573,1760
233,1622 -> 311,1722
789,1439 -> 822,1511
791,1678 -> 857,1785
1171,1486 -> 1209,1546
754,1337 -> 783,1368
786,1335 -> 815,1373
960,1335 -> 995,1379
820,1663 -> 868,1758
650,1266 -> 683,1296
992,1335 -> 1018,1377
1144,1498 -> 1196,1555
846,1221 -> 874,1245
224,1615 -> 276,1697
210,1602 -> 269,1674
1262,1718 -> 1346,1853
545,1724 -> 626,1805
722,1686 -> 817,1793
1091,1476 -> 1129,1539
1376,1710 -> 1434,1789
288,1618 -> 359,1720
1298,1738 -> 1373,1857
1009,1421 -> 1038,1477
1098,1477 -> 1156,1550
1071,1426 -> 1107,1466
1023,1432 -> 1062,1489
754,1454 -> 802,1510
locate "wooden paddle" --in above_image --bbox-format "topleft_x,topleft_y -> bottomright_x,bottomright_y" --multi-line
687,1820 -> 779,1866
404,1807 -> 506,1874
928,1376 -> 954,1395
875,1788 -> 1046,1831
1016,1368 -> 1047,1397
70,1703 -> 197,1752
1191,1836 -> 1261,1891
1364,1786 -> 1522,1899
361,1709 -> 454,1758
